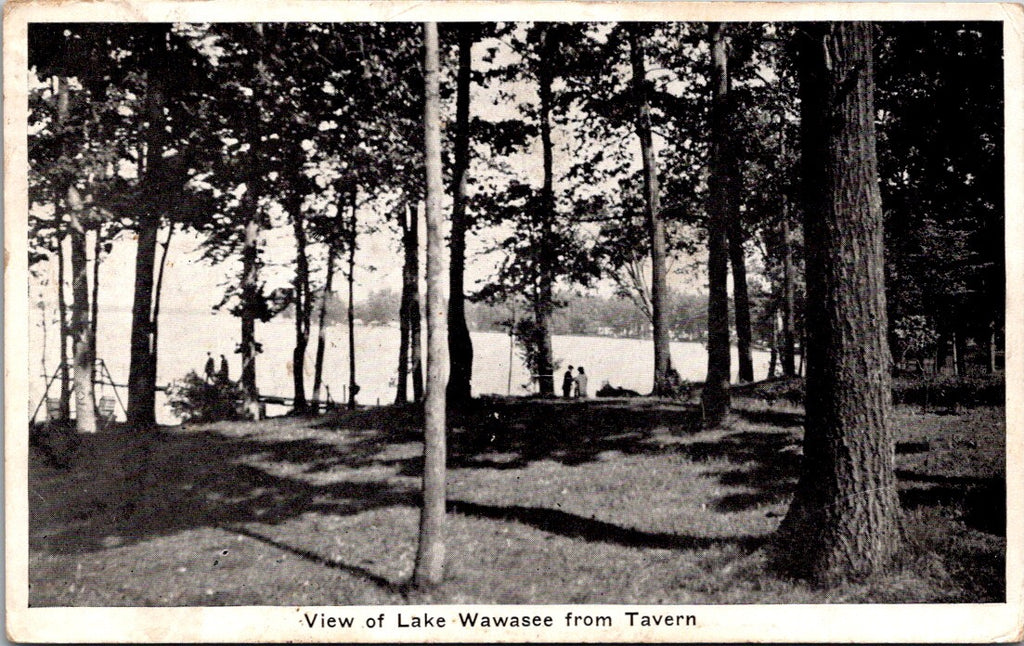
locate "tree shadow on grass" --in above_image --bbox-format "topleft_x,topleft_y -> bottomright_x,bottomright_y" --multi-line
896,470 -> 1005,536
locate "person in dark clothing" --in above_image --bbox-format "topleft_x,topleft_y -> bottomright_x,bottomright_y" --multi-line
204,352 -> 215,383
218,354 -> 230,383
562,365 -> 575,399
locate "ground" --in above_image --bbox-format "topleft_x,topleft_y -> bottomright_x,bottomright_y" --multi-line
28,396 -> 1005,606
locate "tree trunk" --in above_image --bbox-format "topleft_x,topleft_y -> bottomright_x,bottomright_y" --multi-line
700,23 -> 733,427
313,245 -> 336,405
290,189 -> 311,414
768,306 -> 779,379
239,192 -> 261,416
347,191 -> 358,410
987,318 -> 998,373
90,225 -> 101,398
774,22 -> 902,582
57,229 -> 71,420
781,214 -> 797,377
534,26 -> 557,397
729,219 -> 754,383
68,187 -> 97,433
414,21 -> 449,589
447,24 -> 475,407
410,201 -> 425,403
397,202 -> 414,404
954,328 -> 967,377
628,26 -> 674,396
127,45 -> 166,430
147,222 -> 175,421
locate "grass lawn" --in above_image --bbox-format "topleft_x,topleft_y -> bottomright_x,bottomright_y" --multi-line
28,396 -> 1005,606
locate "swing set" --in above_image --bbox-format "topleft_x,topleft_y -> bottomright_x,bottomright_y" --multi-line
31,358 -> 128,425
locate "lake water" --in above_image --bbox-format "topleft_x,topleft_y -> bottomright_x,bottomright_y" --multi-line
29,309 -> 770,425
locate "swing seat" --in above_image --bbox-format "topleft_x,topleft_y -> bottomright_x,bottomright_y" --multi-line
98,396 -> 117,421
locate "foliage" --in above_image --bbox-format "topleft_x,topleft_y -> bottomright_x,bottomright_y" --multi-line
507,316 -> 560,382
892,315 -> 940,366
166,371 -> 246,423
892,374 -> 1004,409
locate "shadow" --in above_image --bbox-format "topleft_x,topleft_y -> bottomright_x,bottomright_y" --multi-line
896,441 -> 930,455
896,470 -> 1005,536
446,500 -> 766,552
731,408 -> 804,428
224,524 -> 404,595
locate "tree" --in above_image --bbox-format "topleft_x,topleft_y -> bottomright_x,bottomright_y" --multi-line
446,24 -> 476,406
774,22 -> 903,581
700,22 -> 733,427
626,24 -> 675,395
413,20 -> 448,589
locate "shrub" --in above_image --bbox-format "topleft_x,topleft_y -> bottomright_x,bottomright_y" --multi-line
892,374 -> 1004,409
166,371 -> 245,423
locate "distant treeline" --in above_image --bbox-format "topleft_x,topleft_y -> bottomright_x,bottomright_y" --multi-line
285,288 -> 714,341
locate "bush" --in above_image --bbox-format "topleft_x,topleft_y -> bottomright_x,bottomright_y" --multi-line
166,371 -> 245,423
892,374 -> 1004,409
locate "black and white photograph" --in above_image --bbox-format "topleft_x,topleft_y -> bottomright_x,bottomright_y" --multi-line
5,1 -> 1021,642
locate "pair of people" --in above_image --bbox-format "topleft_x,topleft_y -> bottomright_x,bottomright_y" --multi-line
561,365 -> 588,399
204,352 -> 231,384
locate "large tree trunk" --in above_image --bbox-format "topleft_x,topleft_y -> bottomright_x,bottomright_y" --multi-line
534,26 -> 557,397
127,41 -> 166,430
413,21 -> 449,589
290,189 -> 311,414
774,22 -> 902,582
628,26 -> 674,396
347,191 -> 358,410
313,245 -> 336,405
68,186 -> 97,433
410,201 -> 424,403
447,25 -> 475,407
700,23 -> 733,427
239,192 -> 261,416
54,79 -> 71,421
397,201 -> 414,404
729,219 -> 754,383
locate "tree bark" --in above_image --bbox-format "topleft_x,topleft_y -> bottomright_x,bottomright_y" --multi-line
90,225 -> 101,398
414,21 -> 449,589
68,186 -> 97,433
127,37 -> 166,430
729,219 -> 754,383
150,223 -> 175,400
774,22 -> 903,582
701,23 -> 733,427
781,214 -> 797,377
347,191 -> 358,410
533,26 -> 557,397
290,187 -> 311,414
397,201 -> 414,404
410,201 -> 424,403
57,229 -> 71,420
447,24 -> 475,407
313,244 -> 336,406
628,25 -> 674,396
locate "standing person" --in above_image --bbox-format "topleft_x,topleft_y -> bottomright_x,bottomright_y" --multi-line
218,354 -> 230,384
575,366 -> 588,399
562,365 -> 575,399
204,352 -> 215,383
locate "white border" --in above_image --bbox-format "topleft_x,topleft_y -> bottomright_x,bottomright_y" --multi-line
5,2 -> 1022,642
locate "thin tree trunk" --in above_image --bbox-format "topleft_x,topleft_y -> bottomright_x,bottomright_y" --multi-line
397,201 -> 413,405
447,24 -> 475,407
68,186 -> 97,433
774,21 -> 902,582
149,223 -> 175,402
701,23 -> 733,427
414,21 -> 448,589
90,225 -> 101,397
781,214 -> 797,377
127,42 -> 166,430
729,219 -> 754,383
953,329 -> 967,377
239,24 -> 265,419
290,188 -> 311,414
534,26 -> 557,397
313,245 -> 336,405
347,191 -> 358,410
628,25 -> 674,396
768,307 -> 778,379
987,319 -> 998,373
410,201 -> 424,403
